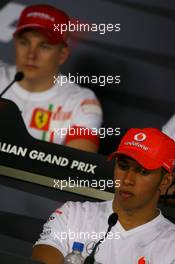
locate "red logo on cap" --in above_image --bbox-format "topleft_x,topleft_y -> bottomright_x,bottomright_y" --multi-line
134,133 -> 146,142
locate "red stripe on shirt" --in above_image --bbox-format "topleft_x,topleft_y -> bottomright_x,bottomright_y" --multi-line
65,125 -> 99,146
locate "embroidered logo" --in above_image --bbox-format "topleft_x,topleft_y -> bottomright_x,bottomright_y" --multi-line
30,108 -> 52,131
54,209 -> 63,215
137,256 -> 149,264
134,133 -> 147,142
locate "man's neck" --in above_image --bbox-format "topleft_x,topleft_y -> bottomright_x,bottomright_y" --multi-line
112,200 -> 160,231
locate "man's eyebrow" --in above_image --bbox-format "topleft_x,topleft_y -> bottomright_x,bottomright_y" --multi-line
40,41 -> 52,45
17,35 -> 28,40
117,157 -> 129,163
136,165 -> 149,171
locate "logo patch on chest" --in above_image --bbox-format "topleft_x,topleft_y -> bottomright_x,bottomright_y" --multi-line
137,256 -> 149,264
30,108 -> 52,131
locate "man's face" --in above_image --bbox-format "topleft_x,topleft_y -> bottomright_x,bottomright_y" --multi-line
114,155 -> 166,212
15,30 -> 68,85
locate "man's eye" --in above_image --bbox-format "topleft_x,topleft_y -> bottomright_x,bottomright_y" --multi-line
138,168 -> 150,175
41,44 -> 51,49
18,39 -> 27,45
117,162 -> 129,170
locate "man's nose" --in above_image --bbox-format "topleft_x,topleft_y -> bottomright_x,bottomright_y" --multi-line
123,169 -> 136,186
27,45 -> 38,59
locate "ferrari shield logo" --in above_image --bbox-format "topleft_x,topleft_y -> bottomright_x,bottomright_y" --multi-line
30,108 -> 52,131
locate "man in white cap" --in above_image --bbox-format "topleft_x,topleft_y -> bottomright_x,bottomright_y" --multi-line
32,128 -> 175,264
0,4 -> 102,152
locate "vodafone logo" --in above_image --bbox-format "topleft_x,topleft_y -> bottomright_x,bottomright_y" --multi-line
54,209 -> 63,215
137,256 -> 149,264
134,133 -> 146,142
27,12 -> 55,22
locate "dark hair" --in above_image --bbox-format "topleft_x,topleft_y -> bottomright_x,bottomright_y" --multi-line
160,167 -> 168,179
163,166 -> 175,206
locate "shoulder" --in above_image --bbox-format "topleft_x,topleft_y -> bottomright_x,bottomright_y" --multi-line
62,200 -> 111,219
52,200 -> 112,228
158,215 -> 175,237
141,215 -> 175,262
0,61 -> 16,81
56,200 -> 112,235
162,215 -> 175,229
154,216 -> 175,261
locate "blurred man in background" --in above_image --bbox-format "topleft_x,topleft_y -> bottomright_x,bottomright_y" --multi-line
0,4 -> 102,152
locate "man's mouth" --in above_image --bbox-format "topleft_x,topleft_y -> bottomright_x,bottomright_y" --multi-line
24,64 -> 38,69
119,190 -> 134,198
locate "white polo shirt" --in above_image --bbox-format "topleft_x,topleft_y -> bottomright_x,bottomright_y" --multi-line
34,200 -> 175,264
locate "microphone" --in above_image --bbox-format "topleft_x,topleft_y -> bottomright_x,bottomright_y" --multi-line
84,213 -> 118,264
0,71 -> 24,98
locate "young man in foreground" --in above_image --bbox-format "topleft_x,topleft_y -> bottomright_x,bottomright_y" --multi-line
32,128 -> 175,264
0,4 -> 102,152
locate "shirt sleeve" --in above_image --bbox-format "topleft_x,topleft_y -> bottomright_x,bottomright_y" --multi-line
152,227 -> 175,264
65,89 -> 103,144
162,241 -> 175,263
33,202 -> 71,257
0,61 -> 10,93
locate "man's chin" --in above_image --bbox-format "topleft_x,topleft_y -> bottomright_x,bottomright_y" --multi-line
23,73 -> 40,82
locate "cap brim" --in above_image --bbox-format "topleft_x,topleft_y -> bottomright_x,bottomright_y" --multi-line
109,148 -> 163,171
13,24 -> 67,46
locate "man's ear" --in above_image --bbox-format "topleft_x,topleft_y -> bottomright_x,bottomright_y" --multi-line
160,173 -> 173,194
57,46 -> 70,66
